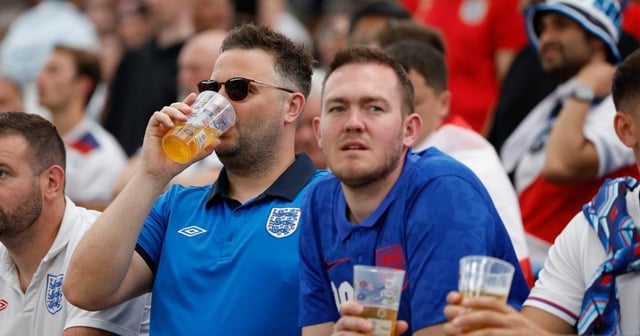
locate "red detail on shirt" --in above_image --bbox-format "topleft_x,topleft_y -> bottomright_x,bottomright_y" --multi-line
520,164 -> 639,244
441,114 -> 474,130
0,299 -> 7,311
375,244 -> 407,270
519,258 -> 535,288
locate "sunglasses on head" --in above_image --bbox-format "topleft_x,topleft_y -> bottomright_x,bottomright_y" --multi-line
197,77 -> 295,101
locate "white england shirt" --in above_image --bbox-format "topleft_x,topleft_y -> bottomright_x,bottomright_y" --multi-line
525,186 -> 640,335
0,198 -> 147,335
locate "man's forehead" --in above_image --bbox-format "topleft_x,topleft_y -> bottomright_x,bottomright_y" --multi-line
212,49 -> 274,78
0,135 -> 29,164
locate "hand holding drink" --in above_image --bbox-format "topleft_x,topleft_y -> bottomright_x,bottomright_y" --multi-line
162,91 -> 236,164
353,265 -> 405,336
458,255 -> 515,302
449,255 -> 515,333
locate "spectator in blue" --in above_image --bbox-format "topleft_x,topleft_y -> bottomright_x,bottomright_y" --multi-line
298,45 -> 529,335
63,24 -> 321,335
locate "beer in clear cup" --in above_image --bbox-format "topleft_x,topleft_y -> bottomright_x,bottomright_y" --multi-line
353,265 -> 405,336
162,91 -> 235,164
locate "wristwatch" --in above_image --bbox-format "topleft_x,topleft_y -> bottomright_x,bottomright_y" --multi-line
570,85 -> 595,103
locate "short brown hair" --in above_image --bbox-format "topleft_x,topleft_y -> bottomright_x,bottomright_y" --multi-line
325,45 -> 415,116
384,40 -> 448,94
221,24 -> 314,98
613,49 -> 640,115
0,112 -> 66,173
372,20 -> 446,55
53,45 -> 101,107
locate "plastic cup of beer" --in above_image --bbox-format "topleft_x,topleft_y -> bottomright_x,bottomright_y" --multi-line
353,265 -> 405,336
162,91 -> 236,164
458,255 -> 514,303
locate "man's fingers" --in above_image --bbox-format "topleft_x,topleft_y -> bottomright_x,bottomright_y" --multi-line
395,320 -> 409,335
338,300 -> 365,316
462,296 -> 515,314
182,92 -> 197,105
150,111 -> 175,129
446,291 -> 463,304
333,315 -> 372,333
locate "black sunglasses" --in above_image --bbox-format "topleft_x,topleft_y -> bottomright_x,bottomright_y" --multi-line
197,77 -> 295,101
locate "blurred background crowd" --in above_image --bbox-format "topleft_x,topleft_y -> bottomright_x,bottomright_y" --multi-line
0,0 -> 639,255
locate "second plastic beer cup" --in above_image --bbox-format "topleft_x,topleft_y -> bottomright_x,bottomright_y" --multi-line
353,265 -> 405,336
458,255 -> 515,302
162,91 -> 236,164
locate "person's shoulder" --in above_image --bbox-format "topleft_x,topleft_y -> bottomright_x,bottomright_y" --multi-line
406,149 -> 492,198
309,170 -> 338,185
412,148 -> 477,179
165,183 -> 212,197
84,119 -> 127,156
304,170 -> 339,198
61,201 -> 102,243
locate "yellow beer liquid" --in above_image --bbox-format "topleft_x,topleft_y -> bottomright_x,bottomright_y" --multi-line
162,123 -> 220,164
361,306 -> 398,336
461,289 -> 508,303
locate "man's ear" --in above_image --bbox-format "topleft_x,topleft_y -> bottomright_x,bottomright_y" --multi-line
77,75 -> 94,100
404,113 -> 422,148
284,92 -> 306,125
312,116 -> 322,148
41,165 -> 65,201
614,111 -> 637,149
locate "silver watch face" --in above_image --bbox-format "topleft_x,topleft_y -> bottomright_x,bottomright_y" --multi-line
572,86 -> 595,101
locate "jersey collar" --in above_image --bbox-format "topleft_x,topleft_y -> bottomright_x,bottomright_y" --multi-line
206,153 -> 317,205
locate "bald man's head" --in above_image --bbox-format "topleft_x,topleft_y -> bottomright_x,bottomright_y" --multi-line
178,30 -> 228,99
0,77 -> 23,113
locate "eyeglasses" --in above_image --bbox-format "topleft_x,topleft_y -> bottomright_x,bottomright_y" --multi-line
197,77 -> 295,101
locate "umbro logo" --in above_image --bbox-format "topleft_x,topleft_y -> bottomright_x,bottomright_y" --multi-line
0,299 -> 7,311
177,225 -> 207,237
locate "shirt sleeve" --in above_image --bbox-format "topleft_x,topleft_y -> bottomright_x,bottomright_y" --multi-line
136,186 -> 176,274
298,183 -> 341,327
64,295 -> 148,336
404,174 -> 529,330
524,212 -> 595,325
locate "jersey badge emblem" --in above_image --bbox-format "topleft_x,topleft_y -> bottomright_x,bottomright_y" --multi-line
0,299 -> 7,311
46,273 -> 64,315
266,207 -> 300,238
460,0 -> 488,24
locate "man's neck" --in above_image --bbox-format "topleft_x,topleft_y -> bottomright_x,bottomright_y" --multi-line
342,158 -> 406,225
49,103 -> 85,136
225,153 -> 296,204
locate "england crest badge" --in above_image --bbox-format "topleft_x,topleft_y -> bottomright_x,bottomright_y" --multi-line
46,273 -> 64,315
266,207 -> 300,238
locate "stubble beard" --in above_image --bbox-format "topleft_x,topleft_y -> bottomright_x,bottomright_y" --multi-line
333,149 -> 403,189
216,119 -> 282,177
0,181 -> 43,242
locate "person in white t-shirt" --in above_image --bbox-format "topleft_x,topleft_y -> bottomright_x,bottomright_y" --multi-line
383,39 -> 534,286
442,48 -> 640,336
37,45 -> 126,210
0,111 -> 147,335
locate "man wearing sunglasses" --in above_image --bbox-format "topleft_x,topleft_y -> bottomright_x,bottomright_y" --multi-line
64,24 -> 320,335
